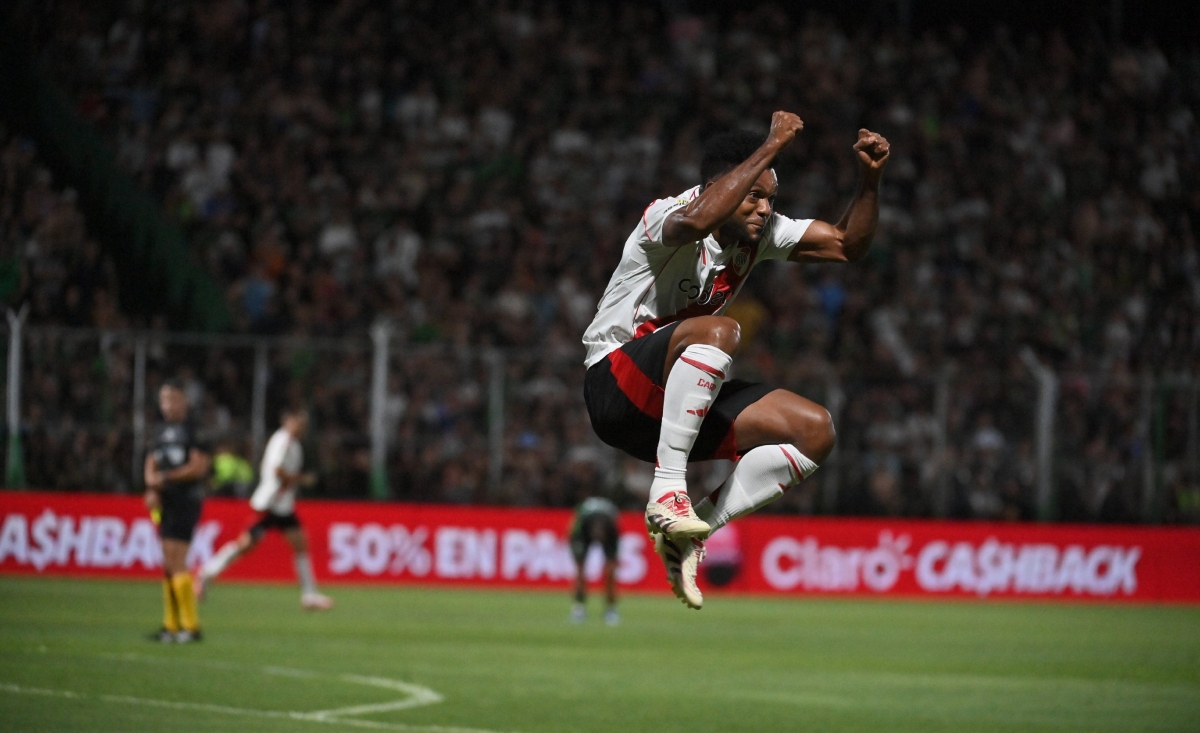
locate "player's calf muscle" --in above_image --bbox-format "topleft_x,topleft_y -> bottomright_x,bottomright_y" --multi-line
736,391 -> 836,462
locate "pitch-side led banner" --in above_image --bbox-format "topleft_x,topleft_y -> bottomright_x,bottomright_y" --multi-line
2,491 -> 1199,603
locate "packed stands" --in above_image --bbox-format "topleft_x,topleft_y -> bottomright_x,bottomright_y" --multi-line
10,1 -> 1198,522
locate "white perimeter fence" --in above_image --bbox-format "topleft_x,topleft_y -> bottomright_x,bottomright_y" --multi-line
3,315 -> 1197,523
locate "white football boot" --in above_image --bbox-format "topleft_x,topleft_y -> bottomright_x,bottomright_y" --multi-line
644,490 -> 710,540
654,534 -> 706,610
301,592 -> 334,610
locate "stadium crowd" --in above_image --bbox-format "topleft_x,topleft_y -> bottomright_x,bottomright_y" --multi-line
10,0 -> 1199,522
0,127 -> 139,492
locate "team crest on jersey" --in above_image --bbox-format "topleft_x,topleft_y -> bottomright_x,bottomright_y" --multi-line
732,246 -> 752,276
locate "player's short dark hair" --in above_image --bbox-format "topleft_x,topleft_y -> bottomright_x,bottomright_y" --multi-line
700,130 -> 766,184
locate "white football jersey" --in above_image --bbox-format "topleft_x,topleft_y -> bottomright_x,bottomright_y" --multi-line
582,186 -> 813,367
249,428 -> 303,515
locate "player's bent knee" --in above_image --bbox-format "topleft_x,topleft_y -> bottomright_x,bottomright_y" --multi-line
793,405 -> 836,463
698,316 -> 741,355
673,315 -> 742,358
815,409 -> 837,459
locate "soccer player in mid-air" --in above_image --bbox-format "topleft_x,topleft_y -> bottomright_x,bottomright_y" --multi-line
197,408 -> 333,610
568,496 -> 622,625
582,111 -> 889,609
145,381 -> 211,642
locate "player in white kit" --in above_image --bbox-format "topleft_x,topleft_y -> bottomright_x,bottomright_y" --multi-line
197,408 -> 333,610
582,111 -> 889,609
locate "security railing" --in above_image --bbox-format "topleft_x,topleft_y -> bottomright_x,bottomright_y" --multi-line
3,316 -> 1197,523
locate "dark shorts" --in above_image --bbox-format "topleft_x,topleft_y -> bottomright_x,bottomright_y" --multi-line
584,321 -> 773,463
159,484 -> 204,543
570,515 -> 619,565
248,511 -> 302,542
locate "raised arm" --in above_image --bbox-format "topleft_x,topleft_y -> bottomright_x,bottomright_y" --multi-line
789,129 -> 890,264
662,111 -> 804,248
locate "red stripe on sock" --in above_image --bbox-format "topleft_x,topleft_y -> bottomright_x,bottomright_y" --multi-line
679,355 -> 726,380
779,446 -> 805,486
608,348 -> 664,419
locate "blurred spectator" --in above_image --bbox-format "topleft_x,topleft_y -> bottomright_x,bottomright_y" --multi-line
3,3 -> 1194,519
210,438 -> 256,498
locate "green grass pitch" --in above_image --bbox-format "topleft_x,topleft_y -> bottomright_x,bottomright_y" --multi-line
1,577 -> 1198,732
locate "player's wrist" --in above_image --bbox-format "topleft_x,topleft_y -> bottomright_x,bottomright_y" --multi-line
860,167 -> 883,186
761,136 -> 789,155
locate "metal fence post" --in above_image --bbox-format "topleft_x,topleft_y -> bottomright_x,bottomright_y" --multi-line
1020,348 -> 1058,521
486,348 -> 505,497
250,343 -> 269,460
932,366 -> 951,518
1139,372 -> 1159,522
131,337 -> 146,489
5,305 -> 28,487
368,321 -> 391,500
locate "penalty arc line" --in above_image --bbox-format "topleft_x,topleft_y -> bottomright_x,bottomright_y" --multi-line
306,675 -> 445,719
0,682 -> 513,733
95,654 -> 445,720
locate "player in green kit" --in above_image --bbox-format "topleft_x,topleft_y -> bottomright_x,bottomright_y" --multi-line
568,496 -> 622,625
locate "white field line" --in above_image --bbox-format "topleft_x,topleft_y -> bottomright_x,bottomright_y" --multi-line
1,682 -> 512,733
96,653 -> 443,718
302,675 -> 444,718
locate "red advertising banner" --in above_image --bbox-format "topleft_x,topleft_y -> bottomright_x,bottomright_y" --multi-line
2,490 -> 1199,603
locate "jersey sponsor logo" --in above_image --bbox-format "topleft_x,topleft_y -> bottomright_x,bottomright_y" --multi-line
677,278 -> 729,306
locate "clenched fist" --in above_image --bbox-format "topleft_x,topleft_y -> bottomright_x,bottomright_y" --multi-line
854,129 -> 890,172
766,111 -> 804,149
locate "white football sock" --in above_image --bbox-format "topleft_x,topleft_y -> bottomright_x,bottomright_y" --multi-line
202,541 -> 240,580
693,444 -> 818,532
295,553 -> 319,596
650,343 -> 732,497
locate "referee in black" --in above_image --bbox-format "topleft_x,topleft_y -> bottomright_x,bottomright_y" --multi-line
144,380 -> 211,643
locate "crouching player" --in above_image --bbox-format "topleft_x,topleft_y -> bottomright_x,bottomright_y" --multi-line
198,408 -> 333,610
569,496 -> 621,626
